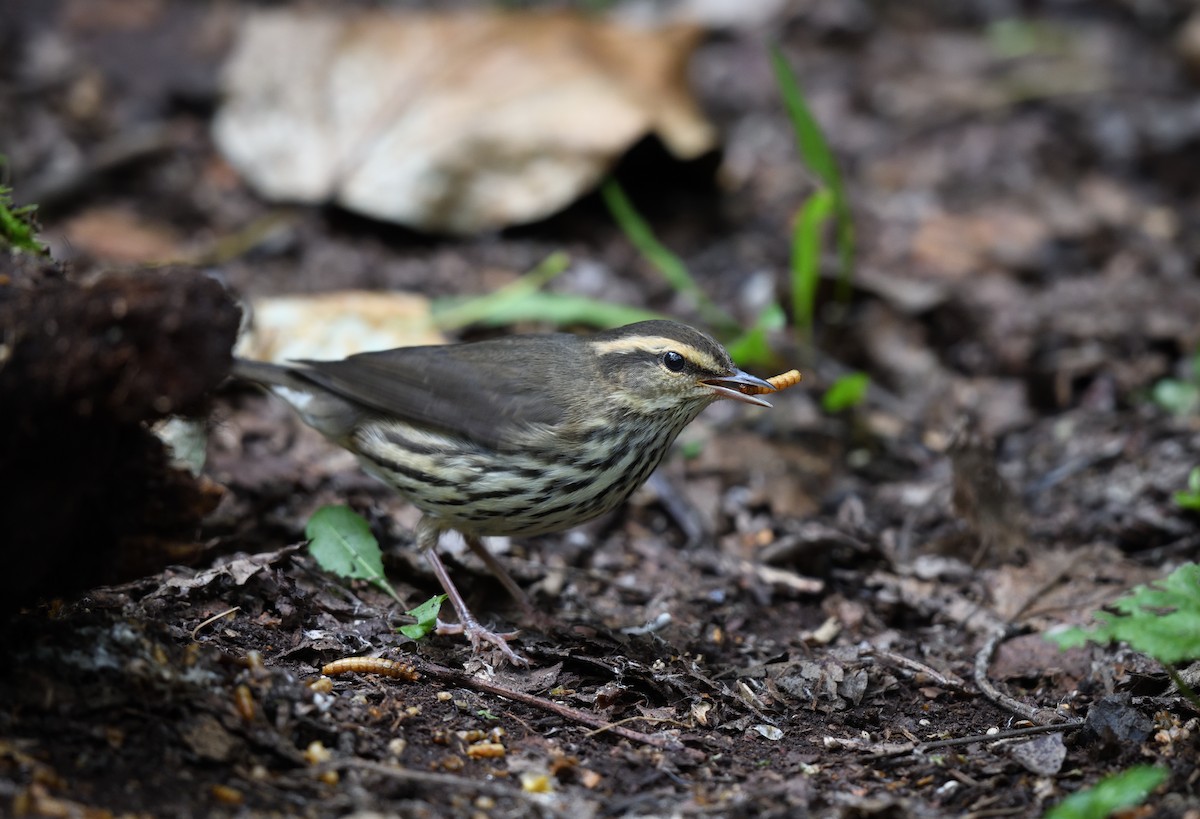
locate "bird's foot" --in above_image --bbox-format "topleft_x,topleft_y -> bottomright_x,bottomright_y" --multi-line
436,619 -> 528,666
421,526 -> 531,666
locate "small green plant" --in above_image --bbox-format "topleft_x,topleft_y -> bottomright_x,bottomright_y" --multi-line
1176,467 -> 1200,511
770,45 -> 855,334
1152,350 -> 1200,416
1048,562 -> 1200,710
821,372 -> 870,412
0,183 -> 48,256
398,594 -> 447,640
1043,765 -> 1166,819
305,505 -> 402,603
305,506 -> 449,641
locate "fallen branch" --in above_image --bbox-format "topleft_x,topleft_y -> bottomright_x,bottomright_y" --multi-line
416,659 -> 705,761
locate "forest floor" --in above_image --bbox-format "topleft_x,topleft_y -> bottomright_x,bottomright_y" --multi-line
2,1 -> 1199,816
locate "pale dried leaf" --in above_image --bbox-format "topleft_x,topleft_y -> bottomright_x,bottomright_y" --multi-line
214,9 -> 716,234
235,291 -> 443,363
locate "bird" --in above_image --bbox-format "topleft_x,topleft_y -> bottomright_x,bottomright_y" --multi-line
233,319 -> 776,664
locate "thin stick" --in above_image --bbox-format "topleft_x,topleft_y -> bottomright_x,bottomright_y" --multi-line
416,660 -> 705,761
191,607 -> 241,641
326,759 -> 540,801
861,722 -> 1083,762
866,648 -> 968,692
974,628 -> 1072,726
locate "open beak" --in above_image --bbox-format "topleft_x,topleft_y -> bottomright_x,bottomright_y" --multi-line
700,368 -> 776,407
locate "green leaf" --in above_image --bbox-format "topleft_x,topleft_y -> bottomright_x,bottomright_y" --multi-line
1152,379 -> 1199,416
822,372 -> 870,413
399,594 -> 447,640
1044,766 -> 1167,819
306,505 -> 402,603
1047,563 -> 1200,665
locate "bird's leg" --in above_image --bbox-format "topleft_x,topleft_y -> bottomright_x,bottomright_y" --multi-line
463,535 -> 560,633
416,519 -> 528,666
462,535 -> 538,620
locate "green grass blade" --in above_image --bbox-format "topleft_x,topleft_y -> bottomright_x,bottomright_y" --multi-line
769,46 -> 843,197
790,188 -> 836,333
432,251 -> 571,330
601,179 -> 738,333
441,291 -> 664,330
770,45 -> 855,289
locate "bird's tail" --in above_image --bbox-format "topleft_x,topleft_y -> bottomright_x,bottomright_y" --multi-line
231,358 -> 362,443
231,358 -> 305,390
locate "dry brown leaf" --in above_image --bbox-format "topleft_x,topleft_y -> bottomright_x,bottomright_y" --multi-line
910,206 -> 1050,279
62,207 -> 184,263
214,9 -> 716,234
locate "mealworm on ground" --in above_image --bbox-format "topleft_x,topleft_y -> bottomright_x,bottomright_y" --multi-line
321,657 -> 420,681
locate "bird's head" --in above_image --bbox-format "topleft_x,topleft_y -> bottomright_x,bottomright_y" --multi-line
588,320 -> 775,416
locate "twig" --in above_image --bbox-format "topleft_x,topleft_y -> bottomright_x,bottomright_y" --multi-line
973,628 -> 1074,726
860,722 -> 1083,762
866,648 -> 968,692
191,607 -> 241,641
416,660 -> 704,761
327,758 -> 540,801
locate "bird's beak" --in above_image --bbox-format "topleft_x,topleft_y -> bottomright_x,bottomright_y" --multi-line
700,369 -> 776,407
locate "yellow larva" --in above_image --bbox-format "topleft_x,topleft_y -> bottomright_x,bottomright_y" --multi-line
738,369 -> 802,396
321,657 -> 420,681
767,369 -> 802,391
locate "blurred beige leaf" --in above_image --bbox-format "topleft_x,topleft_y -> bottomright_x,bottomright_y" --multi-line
62,207 -> 184,263
235,291 -> 443,364
213,9 -> 716,234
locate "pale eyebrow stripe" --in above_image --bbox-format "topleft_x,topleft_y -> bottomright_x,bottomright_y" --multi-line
590,336 -> 721,371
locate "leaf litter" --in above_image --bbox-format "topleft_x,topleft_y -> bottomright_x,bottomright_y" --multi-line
2,1 -> 1200,817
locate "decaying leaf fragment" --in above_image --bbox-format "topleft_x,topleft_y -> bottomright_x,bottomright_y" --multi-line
214,9 -> 716,234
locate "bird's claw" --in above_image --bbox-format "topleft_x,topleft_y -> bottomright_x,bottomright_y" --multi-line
436,619 -> 529,666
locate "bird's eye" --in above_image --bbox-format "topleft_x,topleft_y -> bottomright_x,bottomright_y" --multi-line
662,351 -> 686,372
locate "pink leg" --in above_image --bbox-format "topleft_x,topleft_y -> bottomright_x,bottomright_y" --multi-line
463,535 -> 538,619
416,520 -> 527,666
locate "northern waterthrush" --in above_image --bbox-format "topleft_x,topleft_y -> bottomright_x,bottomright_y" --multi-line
234,319 -> 776,663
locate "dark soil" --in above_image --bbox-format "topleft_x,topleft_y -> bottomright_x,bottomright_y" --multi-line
2,1 -> 1199,817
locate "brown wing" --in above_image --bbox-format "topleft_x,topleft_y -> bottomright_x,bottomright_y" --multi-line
292,334 -> 572,449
